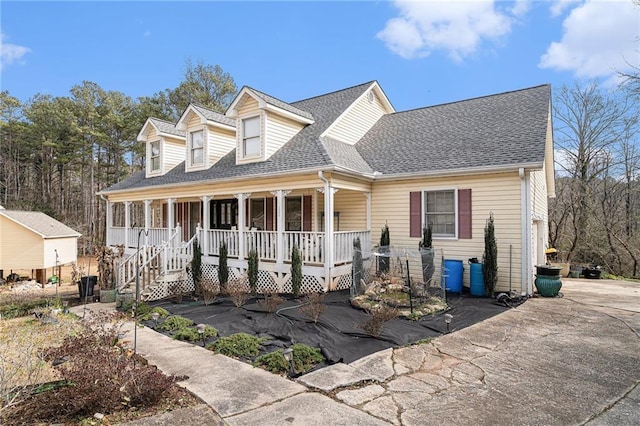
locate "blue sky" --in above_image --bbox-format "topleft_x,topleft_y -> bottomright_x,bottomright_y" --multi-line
1,1 -> 638,112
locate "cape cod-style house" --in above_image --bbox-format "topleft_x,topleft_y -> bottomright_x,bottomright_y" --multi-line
99,81 -> 555,300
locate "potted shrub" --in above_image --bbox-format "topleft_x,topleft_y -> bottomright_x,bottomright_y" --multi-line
419,223 -> 434,284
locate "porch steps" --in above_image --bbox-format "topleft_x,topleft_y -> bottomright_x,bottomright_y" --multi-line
141,269 -> 189,302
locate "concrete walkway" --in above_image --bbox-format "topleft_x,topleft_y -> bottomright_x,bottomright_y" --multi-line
74,278 -> 640,425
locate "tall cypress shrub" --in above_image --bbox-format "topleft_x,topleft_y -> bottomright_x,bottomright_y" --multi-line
218,241 -> 229,288
483,213 -> 498,297
191,238 -> 203,296
248,248 -> 259,294
291,244 -> 302,298
379,224 -> 390,274
352,237 -> 364,296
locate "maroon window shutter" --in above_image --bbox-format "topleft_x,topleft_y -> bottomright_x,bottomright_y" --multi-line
302,195 -> 312,231
409,191 -> 422,238
266,198 -> 274,231
458,189 -> 472,239
161,203 -> 167,228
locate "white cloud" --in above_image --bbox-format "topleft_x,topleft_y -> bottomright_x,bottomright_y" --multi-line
549,0 -> 581,17
539,0 -> 639,80
377,0 -> 523,61
0,32 -> 31,71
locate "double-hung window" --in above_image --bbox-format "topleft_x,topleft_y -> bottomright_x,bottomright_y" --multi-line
190,130 -> 204,166
242,116 -> 261,158
150,141 -> 160,172
424,190 -> 456,237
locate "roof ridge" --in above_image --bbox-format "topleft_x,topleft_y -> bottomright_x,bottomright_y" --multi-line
291,81 -> 376,104
150,117 -> 179,125
393,84 -> 551,115
191,103 -> 227,115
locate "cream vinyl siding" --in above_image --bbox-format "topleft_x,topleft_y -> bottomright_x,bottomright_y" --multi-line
265,112 -> 305,158
187,113 -> 201,128
325,90 -> 387,145
0,217 -> 43,269
531,168 -> 548,220
333,189 -> 367,231
43,237 -> 77,266
163,137 -> 186,172
371,173 -> 523,292
207,127 -> 235,165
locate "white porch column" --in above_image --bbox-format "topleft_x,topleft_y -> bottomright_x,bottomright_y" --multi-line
235,193 -> 251,260
144,199 -> 152,245
201,195 -> 211,256
364,192 -> 371,232
167,198 -> 175,242
124,201 -> 131,249
271,189 -> 291,267
319,186 -> 338,289
105,200 -> 113,246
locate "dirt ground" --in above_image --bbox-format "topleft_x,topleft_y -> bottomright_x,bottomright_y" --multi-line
0,256 -> 97,299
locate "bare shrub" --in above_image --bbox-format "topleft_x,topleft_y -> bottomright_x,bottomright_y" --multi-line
168,271 -> 189,304
201,278 -> 219,305
227,274 -> 249,308
299,292 -> 325,323
3,312 -> 177,424
359,303 -> 399,337
257,291 -> 285,313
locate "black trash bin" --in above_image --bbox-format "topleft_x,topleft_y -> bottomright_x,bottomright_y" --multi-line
78,276 -> 97,298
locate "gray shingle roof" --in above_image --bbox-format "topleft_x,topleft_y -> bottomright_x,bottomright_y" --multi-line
191,104 -> 236,128
103,82 -> 374,192
0,210 -> 81,238
356,85 -> 551,175
244,87 -> 314,121
150,118 -> 185,138
103,83 -> 550,193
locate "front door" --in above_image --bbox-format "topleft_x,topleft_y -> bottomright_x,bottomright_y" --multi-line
210,199 -> 238,230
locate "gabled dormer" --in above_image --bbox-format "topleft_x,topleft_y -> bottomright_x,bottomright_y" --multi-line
137,118 -> 186,178
321,81 -> 394,145
176,104 -> 236,172
226,87 -> 315,165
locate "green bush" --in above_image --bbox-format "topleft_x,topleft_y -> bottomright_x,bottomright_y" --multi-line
253,351 -> 289,374
139,306 -> 171,321
291,343 -> 324,373
248,248 -> 259,294
208,333 -> 263,358
172,325 -> 217,342
159,315 -> 194,331
219,241 -> 229,287
291,244 -> 302,297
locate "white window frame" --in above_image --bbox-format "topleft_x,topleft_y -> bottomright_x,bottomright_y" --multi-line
422,187 -> 458,239
189,129 -> 205,168
149,140 -> 161,173
240,115 -> 262,160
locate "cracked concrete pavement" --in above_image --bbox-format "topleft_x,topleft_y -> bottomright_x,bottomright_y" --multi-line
102,277 -> 639,425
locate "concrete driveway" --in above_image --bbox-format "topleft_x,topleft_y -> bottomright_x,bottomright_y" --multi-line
118,277 -> 639,425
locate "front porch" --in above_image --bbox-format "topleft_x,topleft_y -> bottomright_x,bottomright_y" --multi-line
105,180 -> 373,297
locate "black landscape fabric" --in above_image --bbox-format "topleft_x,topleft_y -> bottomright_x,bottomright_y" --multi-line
147,290 -> 509,364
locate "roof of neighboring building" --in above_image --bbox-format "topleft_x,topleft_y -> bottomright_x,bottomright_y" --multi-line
0,210 -> 81,238
356,84 -> 551,175
191,104 -> 236,128
148,118 -> 186,138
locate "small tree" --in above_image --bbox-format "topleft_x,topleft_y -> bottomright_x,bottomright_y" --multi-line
291,244 -> 302,298
191,238 -> 203,296
247,248 -> 259,294
218,241 -> 229,288
419,223 -> 435,284
419,223 -> 433,250
352,237 -> 365,296
379,223 -> 390,273
483,213 -> 498,297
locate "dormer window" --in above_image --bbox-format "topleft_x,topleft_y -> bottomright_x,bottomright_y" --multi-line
242,116 -> 261,158
150,141 -> 160,172
190,130 -> 204,166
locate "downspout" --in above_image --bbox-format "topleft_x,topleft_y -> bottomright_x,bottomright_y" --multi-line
519,168 -> 532,296
318,171 -> 333,291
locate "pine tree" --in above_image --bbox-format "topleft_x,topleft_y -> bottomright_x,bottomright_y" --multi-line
483,213 -> 498,297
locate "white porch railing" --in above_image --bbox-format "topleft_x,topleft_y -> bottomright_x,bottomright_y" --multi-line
284,231 -> 324,264
245,230 -> 277,261
334,231 -> 371,264
110,226 -> 370,267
